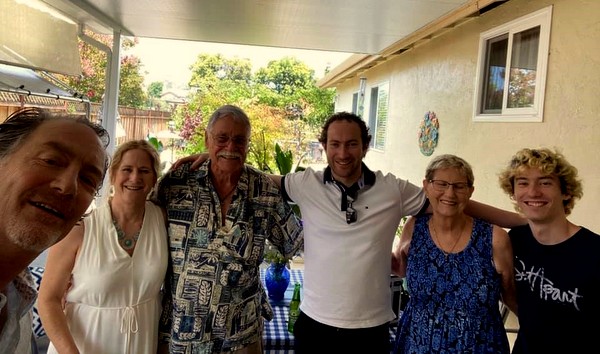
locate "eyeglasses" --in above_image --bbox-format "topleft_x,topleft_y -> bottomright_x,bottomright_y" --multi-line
211,133 -> 249,148
346,200 -> 357,224
429,180 -> 470,194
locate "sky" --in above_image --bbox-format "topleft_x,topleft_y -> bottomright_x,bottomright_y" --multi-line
126,37 -> 353,89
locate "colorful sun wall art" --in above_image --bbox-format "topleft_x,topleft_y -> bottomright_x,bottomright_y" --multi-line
418,111 -> 439,156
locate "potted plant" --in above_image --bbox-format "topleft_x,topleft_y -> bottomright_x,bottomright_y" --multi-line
273,142 -> 305,218
261,143 -> 304,301
263,242 -> 290,302
264,247 -> 289,266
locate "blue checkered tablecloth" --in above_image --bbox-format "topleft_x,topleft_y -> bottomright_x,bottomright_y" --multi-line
261,268 -> 303,353
260,268 -> 399,353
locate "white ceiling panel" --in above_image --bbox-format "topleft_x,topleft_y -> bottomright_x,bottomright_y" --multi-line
40,0 -> 470,54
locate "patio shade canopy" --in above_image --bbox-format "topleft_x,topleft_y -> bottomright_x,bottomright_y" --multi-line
0,63 -> 86,103
1,0 -> 82,76
36,0 -> 510,90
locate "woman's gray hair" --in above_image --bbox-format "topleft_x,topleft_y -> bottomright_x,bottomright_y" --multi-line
425,154 -> 474,187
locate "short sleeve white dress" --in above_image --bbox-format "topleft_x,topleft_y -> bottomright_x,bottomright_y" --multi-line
47,201 -> 168,354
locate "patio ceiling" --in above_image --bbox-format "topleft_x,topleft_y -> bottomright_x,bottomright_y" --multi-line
42,0 -> 474,55
37,0 -> 508,86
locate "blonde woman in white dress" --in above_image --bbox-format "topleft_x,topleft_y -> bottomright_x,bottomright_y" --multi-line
38,140 -> 168,354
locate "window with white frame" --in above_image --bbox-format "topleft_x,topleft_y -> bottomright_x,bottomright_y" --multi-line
368,82 -> 389,150
352,92 -> 359,114
473,6 -> 552,122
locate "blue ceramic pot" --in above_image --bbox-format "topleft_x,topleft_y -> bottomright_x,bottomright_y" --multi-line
265,263 -> 290,301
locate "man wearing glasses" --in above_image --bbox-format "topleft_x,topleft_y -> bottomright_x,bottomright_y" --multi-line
155,105 -> 303,354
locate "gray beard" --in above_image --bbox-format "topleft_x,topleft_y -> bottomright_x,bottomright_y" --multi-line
6,219 -> 62,253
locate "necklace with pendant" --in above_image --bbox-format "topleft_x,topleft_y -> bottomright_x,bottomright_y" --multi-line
109,199 -> 142,251
113,219 -> 141,250
430,219 -> 466,259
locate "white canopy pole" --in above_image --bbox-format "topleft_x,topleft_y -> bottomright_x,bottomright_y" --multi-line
79,26 -> 121,201
98,29 -> 122,201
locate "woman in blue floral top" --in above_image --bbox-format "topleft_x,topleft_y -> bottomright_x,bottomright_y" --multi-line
392,154 -> 517,354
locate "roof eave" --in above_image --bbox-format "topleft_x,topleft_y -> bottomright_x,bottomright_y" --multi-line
317,0 -> 508,88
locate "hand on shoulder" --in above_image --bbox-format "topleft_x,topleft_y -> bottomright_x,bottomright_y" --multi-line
172,152 -> 209,171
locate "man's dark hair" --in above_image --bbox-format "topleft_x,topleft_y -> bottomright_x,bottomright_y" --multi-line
318,112 -> 372,149
0,107 -> 111,190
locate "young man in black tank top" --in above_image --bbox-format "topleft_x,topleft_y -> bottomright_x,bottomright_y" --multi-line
499,148 -> 600,354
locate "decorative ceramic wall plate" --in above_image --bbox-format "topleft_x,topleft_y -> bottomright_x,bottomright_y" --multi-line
418,111 -> 439,156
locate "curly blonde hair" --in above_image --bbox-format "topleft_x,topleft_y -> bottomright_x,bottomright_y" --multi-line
498,148 -> 582,215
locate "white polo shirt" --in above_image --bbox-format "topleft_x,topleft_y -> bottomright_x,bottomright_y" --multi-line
282,165 -> 426,329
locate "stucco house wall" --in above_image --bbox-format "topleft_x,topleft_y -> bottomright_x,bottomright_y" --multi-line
333,0 -> 600,231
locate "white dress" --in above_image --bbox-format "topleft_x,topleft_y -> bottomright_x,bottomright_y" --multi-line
47,201 -> 168,354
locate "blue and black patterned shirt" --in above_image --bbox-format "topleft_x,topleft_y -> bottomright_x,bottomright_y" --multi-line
156,161 -> 303,353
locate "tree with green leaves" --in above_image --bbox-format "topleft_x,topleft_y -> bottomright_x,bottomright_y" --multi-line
173,53 -> 335,171
186,54 -> 253,114
175,54 -> 255,155
254,57 -> 335,157
57,31 -> 147,108
147,81 -> 164,98
118,55 -> 146,107
188,53 -> 253,95
255,57 -> 314,96
177,94 -> 206,154
146,81 -> 168,110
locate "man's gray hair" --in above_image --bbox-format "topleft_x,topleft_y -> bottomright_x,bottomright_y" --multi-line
206,105 -> 251,135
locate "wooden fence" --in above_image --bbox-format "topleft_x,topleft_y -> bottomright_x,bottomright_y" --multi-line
0,92 -> 172,143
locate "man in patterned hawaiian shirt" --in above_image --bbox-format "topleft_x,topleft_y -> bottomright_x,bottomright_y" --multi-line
156,105 -> 303,354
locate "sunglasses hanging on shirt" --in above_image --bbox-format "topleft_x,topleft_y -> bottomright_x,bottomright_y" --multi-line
334,181 -> 359,224
346,200 -> 357,224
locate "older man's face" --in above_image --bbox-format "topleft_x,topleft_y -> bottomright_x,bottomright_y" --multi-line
0,119 -> 106,253
205,115 -> 250,175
